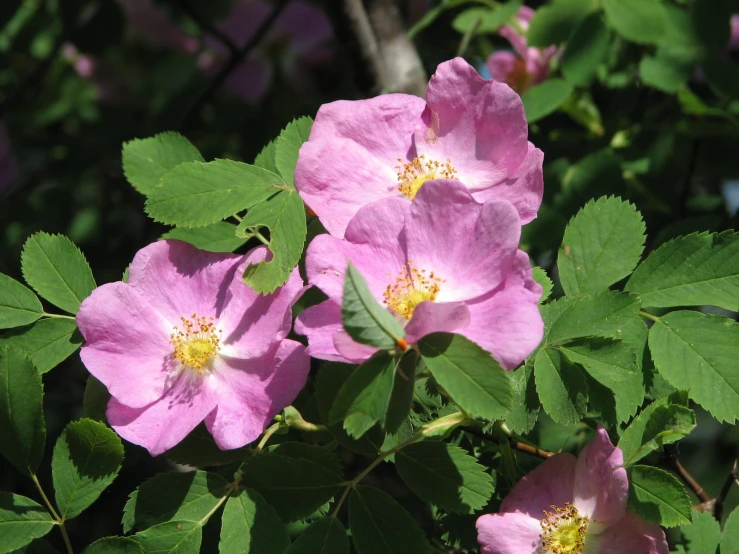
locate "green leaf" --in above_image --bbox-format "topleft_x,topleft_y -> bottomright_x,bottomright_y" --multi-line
122,471 -> 229,533
532,267 -> 553,304
603,0 -> 667,45
286,518 -> 349,554
329,352 -> 397,439
274,116 -> 313,187
239,188 -> 306,293
145,160 -> 279,228
122,132 -> 204,196
521,79 -> 574,124
82,537 -> 144,554
349,486 -> 432,554
534,347 -> 588,426
625,232 -> 739,311
162,424 -> 250,468
52,419 -> 123,519
83,376 -> 109,423
526,0 -> 593,47
620,400 -> 695,466
680,510 -> 720,554
639,52 -> 694,93
161,222 -> 246,253
385,352 -> 416,434
628,465 -> 692,527
451,1 -> 522,34
21,233 -> 96,314
560,12 -> 611,87
396,441 -> 494,513
239,442 -> 343,522
648,311 -> 739,423
219,488 -> 290,554
132,521 -> 202,554
0,493 -> 54,554
0,319 -> 82,374
418,333 -> 512,420
0,347 -> 45,476
9,539 -> 59,554
558,197 -> 646,297
0,274 -> 43,329
722,508 -> 739,554
341,263 -> 406,350
506,364 -> 540,434
254,139 -> 278,174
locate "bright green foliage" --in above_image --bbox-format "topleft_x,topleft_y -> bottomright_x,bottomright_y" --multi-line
219,488 -> 290,554
0,493 -> 54,554
534,348 -> 588,426
418,333 -> 512,420
329,352 -> 397,439
532,266 -> 553,303
560,13 -> 611,87
522,79 -> 573,123
122,471 -> 229,533
628,465 -> 692,527
603,0 -> 666,45
132,521 -> 202,554
342,263 -> 405,350
145,160 -> 278,228
395,442 -> 494,513
648,311 -> 739,423
286,518 -> 349,554
506,365 -> 540,434
274,116 -> 313,187
349,486 -> 432,554
526,0 -> 593,47
451,0 -> 522,34
122,132 -> 204,196
722,508 -> 739,554
639,53 -> 693,93
680,510 -> 721,554
626,232 -> 739,311
254,140 -> 278,173
239,443 -> 343,522
161,222 -> 246,253
0,347 -> 45,477
52,419 -> 123,520
0,274 -> 43,329
0,319 -> 81,374
558,197 -> 646,297
82,537 -> 144,554
21,233 -> 96,314
619,400 -> 695,466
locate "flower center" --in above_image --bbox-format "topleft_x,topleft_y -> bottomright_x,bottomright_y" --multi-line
540,503 -> 590,554
383,262 -> 444,320
170,313 -> 222,372
396,155 -> 457,199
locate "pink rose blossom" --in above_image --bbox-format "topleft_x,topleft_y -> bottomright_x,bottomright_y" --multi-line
295,180 -> 543,370
476,427 -> 669,554
486,6 -> 558,94
295,57 -> 543,238
76,240 -> 309,456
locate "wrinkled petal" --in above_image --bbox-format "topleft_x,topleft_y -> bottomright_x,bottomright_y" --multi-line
573,427 -> 628,525
205,340 -> 310,450
405,301 -> 470,343
333,331 -> 379,363
404,180 -> 521,301
476,512 -> 544,554
416,57 -> 529,191
463,251 -> 543,369
77,282 -> 173,408
294,301 -> 349,362
500,453 -> 577,518
107,373 -> 218,456
586,512 -> 668,554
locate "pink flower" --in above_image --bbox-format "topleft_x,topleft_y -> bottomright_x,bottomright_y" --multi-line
76,240 -> 309,456
476,427 -> 669,554
295,180 -> 543,370
295,57 -> 543,238
730,14 -> 739,49
198,0 -> 334,103
486,6 -> 558,94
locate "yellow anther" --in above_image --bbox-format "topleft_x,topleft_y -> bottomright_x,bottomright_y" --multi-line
539,503 -> 590,554
170,314 -> 221,372
396,155 -> 457,199
383,261 -> 444,320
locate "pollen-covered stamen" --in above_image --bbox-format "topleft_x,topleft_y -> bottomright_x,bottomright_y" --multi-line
396,155 -> 457,200
539,503 -> 590,554
170,313 -> 222,373
383,261 -> 444,320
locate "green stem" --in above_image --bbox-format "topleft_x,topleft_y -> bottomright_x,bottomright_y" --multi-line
256,421 -> 283,450
42,312 -> 76,321
456,16 -> 481,57
639,310 -> 660,323
231,213 -> 243,223
254,231 -> 270,246
32,474 -> 73,554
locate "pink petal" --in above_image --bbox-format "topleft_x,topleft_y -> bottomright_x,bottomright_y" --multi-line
107,373 -> 218,456
460,251 -> 543,370
333,331 -> 379,363
472,143 -> 544,225
500,453 -> 577,518
294,301 -> 351,363
588,512 -> 668,554
573,427 -> 628,525
498,7 -> 535,57
476,512 -> 544,554
486,50 -> 521,83
224,57 -> 273,103
77,282 -> 173,408
205,340 -> 310,450
404,301 -> 470,344
415,58 -> 529,192
404,180 -> 521,301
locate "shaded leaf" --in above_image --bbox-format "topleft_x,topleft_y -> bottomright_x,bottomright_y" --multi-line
628,465 -> 692,527
0,494 -> 54,554
0,319 -> 81,374
219,488 -> 290,554
0,274 -> 43,329
161,222 -> 246,253
286,518 -> 349,554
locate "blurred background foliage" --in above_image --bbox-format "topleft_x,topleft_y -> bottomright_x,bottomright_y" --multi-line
1,0 -> 739,550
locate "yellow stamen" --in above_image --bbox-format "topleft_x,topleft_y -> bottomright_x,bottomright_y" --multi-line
383,261 -> 444,320
540,503 -> 590,554
396,155 -> 457,199
170,313 -> 221,373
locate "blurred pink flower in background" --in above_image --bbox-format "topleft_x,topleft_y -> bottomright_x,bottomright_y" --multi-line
198,0 -> 334,103
730,14 -> 739,49
486,6 -> 557,94
0,122 -> 19,192
115,0 -> 199,53
61,44 -> 128,104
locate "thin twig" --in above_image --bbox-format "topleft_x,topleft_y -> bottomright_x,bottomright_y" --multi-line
463,426 -> 554,459
671,459 -> 712,504
714,460 -> 738,521
32,474 -> 73,554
